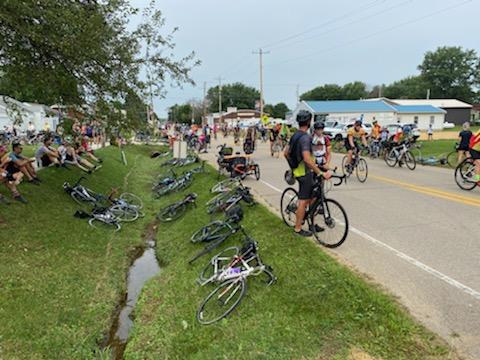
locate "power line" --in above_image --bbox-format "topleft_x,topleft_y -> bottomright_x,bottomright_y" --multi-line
260,0 -> 385,49
267,0 -> 473,67
267,0 -> 412,52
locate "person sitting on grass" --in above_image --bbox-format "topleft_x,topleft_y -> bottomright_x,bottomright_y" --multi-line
35,136 -> 60,167
60,140 -> 99,173
8,142 -> 41,184
78,136 -> 102,163
1,166 -> 27,203
0,145 -> 26,186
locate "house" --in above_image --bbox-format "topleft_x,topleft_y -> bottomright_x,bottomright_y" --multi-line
471,104 -> 480,123
0,96 -> 58,131
205,107 -> 267,127
292,99 -> 446,130
391,99 -> 472,125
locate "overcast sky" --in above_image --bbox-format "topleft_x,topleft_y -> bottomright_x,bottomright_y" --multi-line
130,0 -> 479,117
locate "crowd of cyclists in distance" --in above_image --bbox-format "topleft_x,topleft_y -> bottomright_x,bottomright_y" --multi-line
0,120 -> 105,204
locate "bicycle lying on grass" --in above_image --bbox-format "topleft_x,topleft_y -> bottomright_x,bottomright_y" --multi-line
206,184 -> 255,214
281,174 -> 349,248
153,171 -> 194,197
196,238 -> 276,325
210,177 -> 242,193
157,193 -> 197,222
454,158 -> 479,191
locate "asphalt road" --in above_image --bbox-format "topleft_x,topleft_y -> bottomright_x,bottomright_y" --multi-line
202,135 -> 480,359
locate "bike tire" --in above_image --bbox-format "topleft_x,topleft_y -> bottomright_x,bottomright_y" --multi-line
280,187 -> 298,227
446,151 -> 458,169
454,159 -> 477,191
356,158 -> 368,183
119,192 -> 143,209
384,149 -> 398,167
191,221 -> 225,243
196,278 -> 246,325
310,198 -> 349,248
110,204 -> 139,222
157,203 -> 187,222
71,191 -> 87,206
88,218 -> 121,232
254,165 -> 260,180
341,156 -> 352,177
404,151 -> 416,171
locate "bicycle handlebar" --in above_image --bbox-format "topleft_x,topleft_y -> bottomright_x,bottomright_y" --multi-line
331,174 -> 347,187
73,176 -> 87,187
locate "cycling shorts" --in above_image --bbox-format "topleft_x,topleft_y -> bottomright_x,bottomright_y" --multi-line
297,172 -> 314,200
470,149 -> 480,160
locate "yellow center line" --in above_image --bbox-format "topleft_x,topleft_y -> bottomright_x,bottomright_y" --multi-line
370,174 -> 480,208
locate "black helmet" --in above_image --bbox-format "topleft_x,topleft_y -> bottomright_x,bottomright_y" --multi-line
314,122 -> 325,130
354,120 -> 362,126
296,110 -> 312,125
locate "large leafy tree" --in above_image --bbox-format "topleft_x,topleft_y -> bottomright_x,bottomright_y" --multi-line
0,0 -> 199,131
167,103 -> 193,124
206,83 -> 260,112
300,82 -> 367,101
418,46 -> 480,102
342,81 -> 368,100
383,76 -> 428,99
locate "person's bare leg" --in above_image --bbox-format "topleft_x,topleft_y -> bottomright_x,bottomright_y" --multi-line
295,200 -> 309,232
19,166 -> 34,181
79,158 -> 95,169
25,162 -> 37,178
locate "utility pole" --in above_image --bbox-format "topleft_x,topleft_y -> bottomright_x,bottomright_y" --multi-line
296,84 -> 300,103
426,89 -> 431,99
203,81 -> 207,124
253,48 -> 270,119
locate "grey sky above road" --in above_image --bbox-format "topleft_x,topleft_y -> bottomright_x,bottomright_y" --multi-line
130,0 -> 479,117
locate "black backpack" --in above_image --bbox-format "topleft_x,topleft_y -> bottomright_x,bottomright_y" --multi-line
286,131 -> 308,169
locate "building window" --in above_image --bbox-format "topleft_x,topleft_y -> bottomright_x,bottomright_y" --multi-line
430,116 -> 435,125
414,116 -> 419,124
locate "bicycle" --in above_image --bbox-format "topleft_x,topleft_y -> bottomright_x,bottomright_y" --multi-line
157,193 -> 197,222
74,205 -> 122,231
210,178 -> 242,193
454,158 -> 479,191
280,174 -> 349,248
206,185 -> 255,214
384,141 -> 416,170
191,206 -> 243,244
153,171 -> 193,197
342,147 -> 368,182
271,138 -> 283,158
196,238 -> 276,325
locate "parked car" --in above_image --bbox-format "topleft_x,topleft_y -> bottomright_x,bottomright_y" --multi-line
443,122 -> 455,129
324,123 -> 372,141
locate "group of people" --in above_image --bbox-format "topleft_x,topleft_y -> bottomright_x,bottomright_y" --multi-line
0,128 -> 103,204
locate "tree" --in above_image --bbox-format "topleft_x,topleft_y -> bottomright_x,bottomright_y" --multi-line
383,76 -> 429,99
300,84 -> 343,101
167,103 -> 193,124
272,103 -> 290,118
342,81 -> 368,100
206,83 -> 260,112
418,46 -> 480,102
0,0 -> 199,132
263,104 -> 274,116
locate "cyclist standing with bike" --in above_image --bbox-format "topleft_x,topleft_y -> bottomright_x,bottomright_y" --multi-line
284,111 -> 329,237
345,120 -> 367,170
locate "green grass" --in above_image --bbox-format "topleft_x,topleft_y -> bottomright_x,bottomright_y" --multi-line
124,169 -> 455,359
415,140 -> 457,158
0,145 -> 164,359
442,125 -> 479,133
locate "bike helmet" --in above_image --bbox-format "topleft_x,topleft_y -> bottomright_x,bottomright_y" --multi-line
296,110 -> 312,125
284,170 -> 295,185
354,120 -> 362,126
313,122 -> 325,130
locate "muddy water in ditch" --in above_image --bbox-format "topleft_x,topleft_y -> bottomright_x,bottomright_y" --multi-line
106,221 -> 160,359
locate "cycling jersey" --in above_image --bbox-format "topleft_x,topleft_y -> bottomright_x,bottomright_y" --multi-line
371,124 -> 381,139
347,127 -> 366,139
312,135 -> 330,166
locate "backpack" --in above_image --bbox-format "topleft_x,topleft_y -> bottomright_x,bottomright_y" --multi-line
286,131 -> 308,169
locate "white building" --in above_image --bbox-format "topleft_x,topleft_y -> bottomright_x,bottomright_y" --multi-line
0,96 -> 58,132
292,99 -> 446,130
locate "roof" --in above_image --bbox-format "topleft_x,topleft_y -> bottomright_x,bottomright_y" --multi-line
304,100 -> 396,113
392,105 -> 446,114
392,99 -> 472,109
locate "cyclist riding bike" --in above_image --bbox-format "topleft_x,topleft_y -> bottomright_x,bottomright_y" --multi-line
269,124 -> 280,156
284,111 -> 331,237
468,129 -> 480,184
312,122 -> 332,171
345,120 -> 368,168
371,120 -> 381,140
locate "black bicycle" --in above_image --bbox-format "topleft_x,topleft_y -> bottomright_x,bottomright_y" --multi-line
342,147 -> 368,182
157,193 -> 197,222
206,185 -> 254,214
280,174 -> 349,248
454,158 -> 479,191
191,206 -> 243,244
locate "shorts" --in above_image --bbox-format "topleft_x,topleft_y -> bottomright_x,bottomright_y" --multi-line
66,154 -> 74,162
297,172 -> 314,200
470,149 -> 480,160
41,154 -> 52,167
344,139 -> 358,151
457,145 -> 469,151
6,162 -> 20,174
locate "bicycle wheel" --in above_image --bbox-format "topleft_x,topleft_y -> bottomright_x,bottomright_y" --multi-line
280,188 -> 298,227
254,165 -> 260,180
198,246 -> 240,283
455,159 -> 477,191
154,182 -> 175,198
196,278 -> 246,325
191,221 -> 226,243
356,158 -> 368,183
310,198 -> 349,248
404,151 -> 416,171
110,204 -> 139,222
446,151 -> 458,169
211,178 -> 238,193
88,218 -> 121,232
119,192 -> 143,209
176,176 -> 193,192
71,191 -> 87,205
384,149 -> 398,167
157,203 -> 186,222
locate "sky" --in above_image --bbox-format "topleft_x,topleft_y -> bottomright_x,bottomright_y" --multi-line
129,0 -> 479,117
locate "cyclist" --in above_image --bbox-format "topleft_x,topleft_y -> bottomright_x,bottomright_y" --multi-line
284,111 -> 330,237
269,124 -> 280,156
345,120 -> 367,169
468,129 -> 480,183
371,120 -> 381,140
312,122 -> 332,170
457,122 -> 472,164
